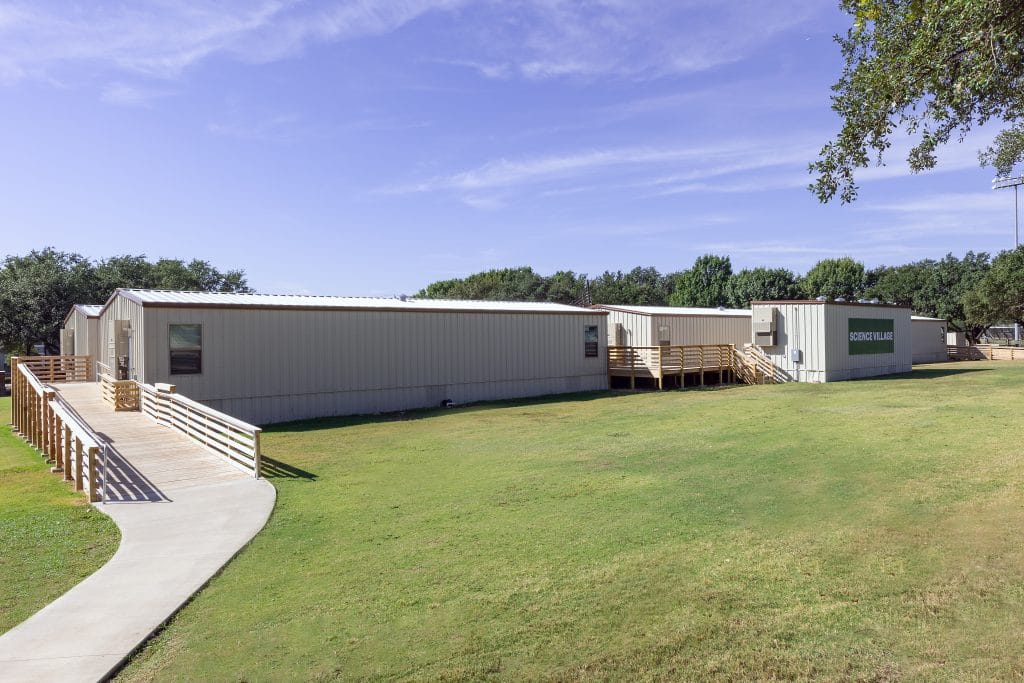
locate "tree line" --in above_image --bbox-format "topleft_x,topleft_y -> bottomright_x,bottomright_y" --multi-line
0,248 -> 251,355
418,249 -> 1024,342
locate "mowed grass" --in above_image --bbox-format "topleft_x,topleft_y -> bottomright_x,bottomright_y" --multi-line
0,397 -> 120,634
119,362 -> 1024,681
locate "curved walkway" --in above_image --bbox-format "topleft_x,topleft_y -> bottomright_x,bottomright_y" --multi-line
0,384 -> 276,682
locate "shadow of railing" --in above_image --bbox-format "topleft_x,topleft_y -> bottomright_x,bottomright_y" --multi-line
94,434 -> 171,503
258,455 -> 317,481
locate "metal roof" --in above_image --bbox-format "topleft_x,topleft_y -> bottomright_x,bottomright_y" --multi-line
593,304 -> 751,317
76,304 -> 103,317
111,289 -> 603,315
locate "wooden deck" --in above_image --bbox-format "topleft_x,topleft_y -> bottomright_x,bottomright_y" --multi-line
54,383 -> 247,502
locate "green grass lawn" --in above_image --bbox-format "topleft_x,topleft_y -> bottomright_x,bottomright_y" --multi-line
0,396 -> 120,635
118,362 -> 1024,681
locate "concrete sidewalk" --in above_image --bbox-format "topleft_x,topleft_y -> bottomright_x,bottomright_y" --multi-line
0,385 -> 276,682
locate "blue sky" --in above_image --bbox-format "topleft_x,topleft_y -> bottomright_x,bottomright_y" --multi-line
0,1 -> 1017,296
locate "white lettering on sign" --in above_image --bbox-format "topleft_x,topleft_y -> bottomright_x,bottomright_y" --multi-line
848,331 -> 895,342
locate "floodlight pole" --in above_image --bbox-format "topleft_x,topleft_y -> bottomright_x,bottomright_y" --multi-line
992,175 -> 1024,342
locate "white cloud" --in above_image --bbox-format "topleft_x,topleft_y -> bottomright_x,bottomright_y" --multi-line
101,82 -> 173,107
0,0 -> 823,86
0,0 -> 463,82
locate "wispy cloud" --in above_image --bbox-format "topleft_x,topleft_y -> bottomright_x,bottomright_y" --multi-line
455,0 -> 825,81
100,82 -> 173,107
0,1 -> 462,83
0,0 -> 823,87
384,134 -> 827,209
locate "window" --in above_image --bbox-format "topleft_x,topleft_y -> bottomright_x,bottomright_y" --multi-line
584,325 -> 599,357
658,325 -> 671,346
170,324 -> 202,374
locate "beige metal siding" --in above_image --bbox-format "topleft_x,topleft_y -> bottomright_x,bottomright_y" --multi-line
654,313 -> 751,347
601,309 -> 652,346
752,303 -> 827,382
98,296 -> 145,379
140,306 -> 608,424
61,310 -> 101,363
912,319 -> 948,364
823,305 -> 912,380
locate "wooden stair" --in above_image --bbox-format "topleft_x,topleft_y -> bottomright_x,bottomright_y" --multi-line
733,344 -> 791,385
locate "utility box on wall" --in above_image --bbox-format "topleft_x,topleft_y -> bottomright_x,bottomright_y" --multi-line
752,306 -> 777,346
751,300 -> 912,383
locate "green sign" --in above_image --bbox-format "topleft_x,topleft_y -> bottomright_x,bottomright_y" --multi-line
848,318 -> 895,354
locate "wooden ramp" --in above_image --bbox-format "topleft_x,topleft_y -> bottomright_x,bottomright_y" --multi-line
0,381 -> 275,682
54,382 -> 247,500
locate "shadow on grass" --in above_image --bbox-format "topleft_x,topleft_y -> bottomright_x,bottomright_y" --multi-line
869,366 -> 995,381
259,455 -> 317,481
262,390 -> 621,433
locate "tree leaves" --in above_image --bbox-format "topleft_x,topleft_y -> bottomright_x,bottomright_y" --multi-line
0,249 -> 253,355
812,0 -> 1024,202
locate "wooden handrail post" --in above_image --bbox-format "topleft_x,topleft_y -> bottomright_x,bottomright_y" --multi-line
87,447 -> 100,502
74,437 -> 84,492
10,357 -> 19,432
63,425 -> 73,481
657,345 -> 663,390
253,430 -> 262,479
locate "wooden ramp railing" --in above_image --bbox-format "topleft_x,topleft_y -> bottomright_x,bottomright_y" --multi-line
736,345 -> 791,385
17,355 -> 92,382
608,344 -> 738,389
92,362 -> 262,478
137,383 -> 262,478
10,358 -> 107,502
97,362 -> 140,411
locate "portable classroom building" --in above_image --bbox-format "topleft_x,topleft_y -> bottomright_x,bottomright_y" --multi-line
910,316 -> 948,364
750,300 -> 912,382
593,305 -> 752,347
60,304 -> 102,371
96,289 -> 609,424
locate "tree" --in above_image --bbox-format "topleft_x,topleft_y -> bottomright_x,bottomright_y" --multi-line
543,270 -> 588,305
589,267 -> 672,306
0,249 -> 98,355
964,246 -> 1024,332
811,0 -> 1024,203
919,252 -> 991,340
865,261 -> 934,308
416,267 -> 547,301
0,249 -> 253,356
669,255 -> 733,307
801,257 -> 865,300
727,267 -> 799,308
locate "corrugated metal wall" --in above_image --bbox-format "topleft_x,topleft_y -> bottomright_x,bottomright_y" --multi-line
753,303 -> 827,382
654,314 -> 751,347
98,296 -> 146,379
138,305 -> 609,424
911,319 -> 948,364
602,310 -> 652,346
753,302 -> 912,382
823,304 -> 912,380
61,312 -> 100,363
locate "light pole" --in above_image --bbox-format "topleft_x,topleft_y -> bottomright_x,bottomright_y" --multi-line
992,175 -> 1023,342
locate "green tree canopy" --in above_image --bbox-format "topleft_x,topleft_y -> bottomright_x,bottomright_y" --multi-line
865,261 -> 934,309
918,252 -> 991,340
801,257 -> 866,300
669,255 -> 733,308
0,249 -> 96,355
964,247 -> 1024,332
811,0 -> 1024,202
416,267 -> 548,301
0,249 -> 252,356
589,267 -> 672,306
727,267 -> 800,308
